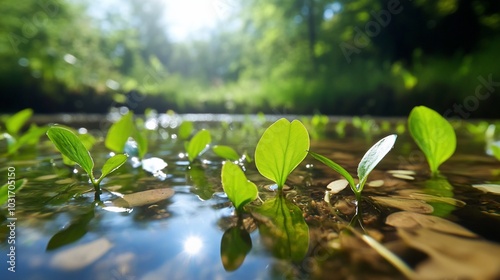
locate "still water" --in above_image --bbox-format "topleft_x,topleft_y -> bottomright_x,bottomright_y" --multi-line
1,114 -> 500,280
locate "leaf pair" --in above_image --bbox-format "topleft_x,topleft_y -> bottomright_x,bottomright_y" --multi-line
255,118 -> 310,189
47,126 -> 127,197
310,134 -> 397,199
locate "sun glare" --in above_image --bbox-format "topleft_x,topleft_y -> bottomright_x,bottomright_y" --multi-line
183,236 -> 203,256
164,0 -> 230,41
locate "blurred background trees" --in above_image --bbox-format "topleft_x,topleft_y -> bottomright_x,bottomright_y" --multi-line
1,0 -> 499,117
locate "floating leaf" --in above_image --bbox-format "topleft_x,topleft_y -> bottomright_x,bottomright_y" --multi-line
220,226 -> 252,271
50,238 -> 113,270
252,195 -> 309,261
398,229 -> 500,280
105,111 -> 134,153
178,121 -> 194,140
472,184 -> 500,194
47,126 -> 94,178
408,106 -> 456,175
5,108 -> 32,136
221,161 -> 258,210
213,145 -> 240,161
113,188 -> 175,207
187,129 -> 211,162
386,211 -> 476,237
99,154 -> 128,181
357,134 -> 397,191
255,118 -> 309,188
0,179 -> 27,205
371,196 -> 434,213
326,179 -> 349,194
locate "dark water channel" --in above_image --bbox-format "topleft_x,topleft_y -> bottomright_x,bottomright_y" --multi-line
1,114 -> 500,280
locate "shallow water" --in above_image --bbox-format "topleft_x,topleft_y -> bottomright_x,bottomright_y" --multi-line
1,114 -> 500,280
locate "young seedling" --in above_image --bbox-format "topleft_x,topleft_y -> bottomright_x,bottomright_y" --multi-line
408,106 -> 456,176
47,126 -> 128,200
1,108 -> 47,155
309,134 -> 397,201
186,129 -> 211,163
221,161 -> 258,211
254,118 -> 310,190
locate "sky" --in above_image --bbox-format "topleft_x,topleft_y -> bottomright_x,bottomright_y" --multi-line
87,0 -> 236,41
164,0 -> 235,41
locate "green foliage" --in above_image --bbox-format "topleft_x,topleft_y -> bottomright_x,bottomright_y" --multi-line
0,179 -> 27,205
221,161 -> 258,210
310,134 -> 397,199
186,129 -> 211,162
133,125 -> 148,159
357,134 -> 398,190
47,126 -> 127,198
4,108 -> 32,136
47,126 -> 95,177
408,106 -> 456,175
105,112 -> 134,153
255,118 -> 310,189
178,121 -> 194,140
213,145 -> 241,161
0,109 -> 47,155
491,145 -> 500,161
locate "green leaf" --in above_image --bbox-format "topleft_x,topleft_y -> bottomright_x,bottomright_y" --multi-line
178,121 -> 193,140
255,118 -> 310,188
105,112 -> 134,153
491,145 -> 500,161
220,226 -> 252,271
252,195 -> 309,261
221,161 -> 258,210
187,129 -> 211,162
309,151 -> 356,190
357,134 -> 397,191
62,130 -> 96,166
408,106 -> 456,175
99,154 -> 128,181
213,145 -> 240,161
5,108 -> 33,136
0,179 -> 27,205
47,126 -> 94,177
7,125 -> 47,155
133,128 -> 148,159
